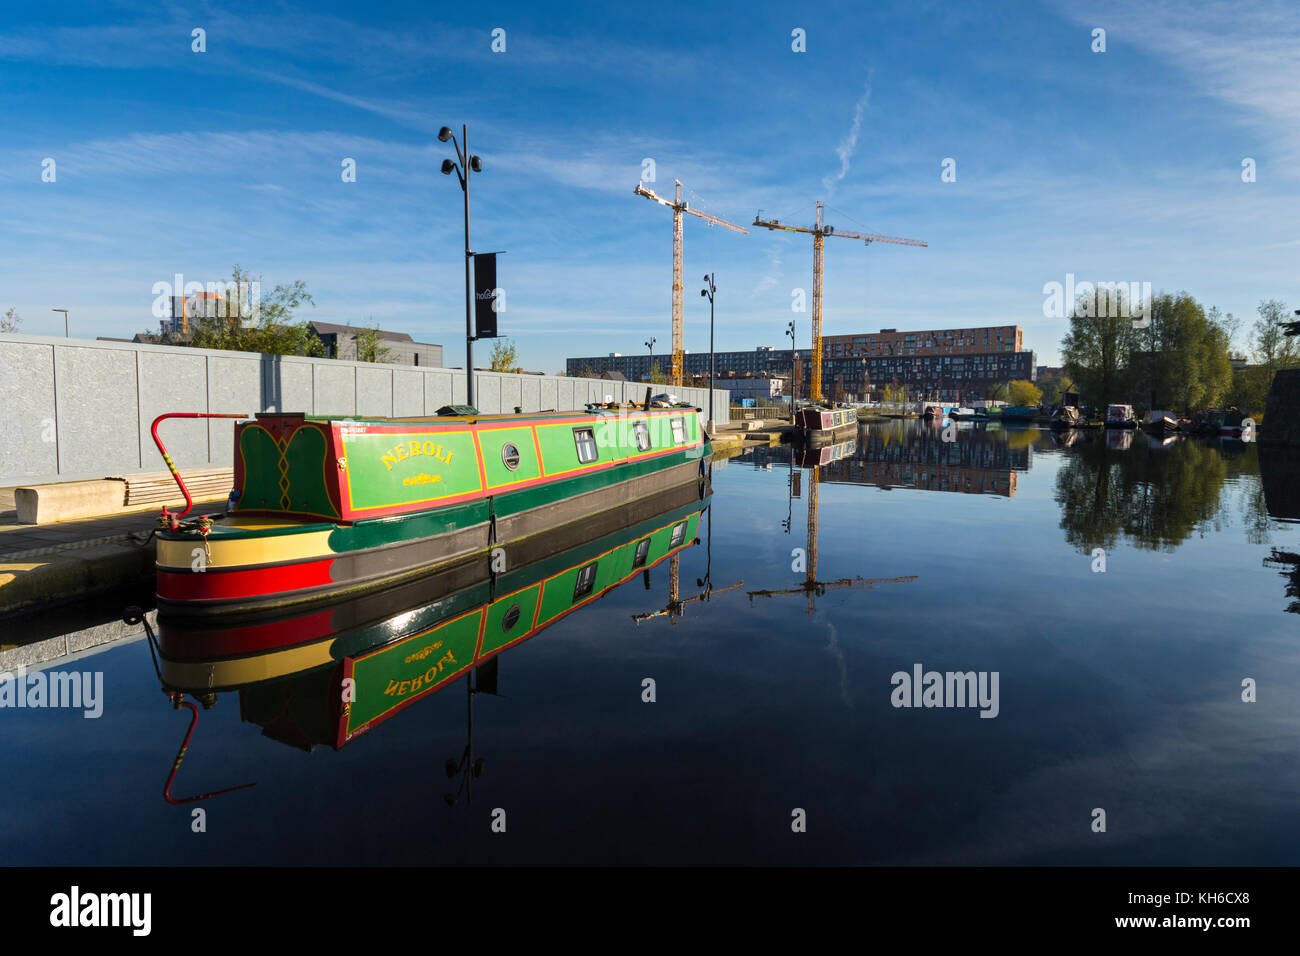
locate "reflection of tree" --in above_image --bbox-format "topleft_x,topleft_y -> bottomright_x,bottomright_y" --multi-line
1054,437 -> 1228,552
1264,550 -> 1300,615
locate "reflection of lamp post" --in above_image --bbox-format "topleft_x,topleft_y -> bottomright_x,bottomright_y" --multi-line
52,308 -> 68,338
700,274 -> 716,431
438,124 -> 482,408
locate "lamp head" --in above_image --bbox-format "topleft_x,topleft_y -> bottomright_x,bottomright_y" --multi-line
438,127 -> 453,142
469,155 -> 482,172
441,159 -> 456,175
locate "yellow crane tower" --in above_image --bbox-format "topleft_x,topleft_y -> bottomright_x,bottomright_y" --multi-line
752,203 -> 926,403
633,180 -> 748,387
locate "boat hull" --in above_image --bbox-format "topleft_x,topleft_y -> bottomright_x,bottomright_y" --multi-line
158,406 -> 709,615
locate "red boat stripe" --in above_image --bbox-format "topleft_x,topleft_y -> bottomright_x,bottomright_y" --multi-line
157,558 -> 336,602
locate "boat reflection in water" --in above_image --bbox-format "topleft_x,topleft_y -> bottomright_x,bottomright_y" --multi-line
141,477 -> 710,801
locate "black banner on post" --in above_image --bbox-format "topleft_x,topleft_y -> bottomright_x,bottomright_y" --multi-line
474,252 -> 499,339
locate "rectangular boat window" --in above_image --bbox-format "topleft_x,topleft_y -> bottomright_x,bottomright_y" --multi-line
573,427 -> 599,463
633,421 -> 652,452
669,522 -> 686,548
573,561 -> 598,600
670,417 -> 687,444
632,537 -> 651,568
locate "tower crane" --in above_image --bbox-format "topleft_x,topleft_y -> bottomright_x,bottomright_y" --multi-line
634,180 -> 748,387
752,202 -> 926,403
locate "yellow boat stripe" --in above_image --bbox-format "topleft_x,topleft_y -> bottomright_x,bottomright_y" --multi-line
156,527 -> 335,569
159,638 -> 335,687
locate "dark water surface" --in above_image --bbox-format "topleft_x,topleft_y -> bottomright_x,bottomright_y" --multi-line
4,420 -> 1299,865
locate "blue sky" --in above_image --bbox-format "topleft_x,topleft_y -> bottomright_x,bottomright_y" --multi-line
1,0 -> 1296,372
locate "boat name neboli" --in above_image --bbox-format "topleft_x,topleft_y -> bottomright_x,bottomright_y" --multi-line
890,663 -> 1000,718
381,439 -> 455,471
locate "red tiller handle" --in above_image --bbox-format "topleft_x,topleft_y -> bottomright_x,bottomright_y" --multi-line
150,412 -> 252,524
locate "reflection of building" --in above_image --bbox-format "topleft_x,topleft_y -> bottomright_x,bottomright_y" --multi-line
569,325 -> 1035,403
817,427 -> 1027,497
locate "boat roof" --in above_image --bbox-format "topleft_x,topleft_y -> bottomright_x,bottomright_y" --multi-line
251,404 -> 700,426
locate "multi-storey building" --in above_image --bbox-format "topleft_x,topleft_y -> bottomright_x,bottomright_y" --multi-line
568,326 -> 1034,403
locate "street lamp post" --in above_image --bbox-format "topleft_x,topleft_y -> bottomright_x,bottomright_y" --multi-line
438,124 -> 483,409
700,274 -> 716,431
786,319 -> 797,424
52,309 -> 68,338
644,337 -> 656,384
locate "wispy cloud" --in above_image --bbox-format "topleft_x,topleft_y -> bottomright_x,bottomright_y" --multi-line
822,77 -> 873,197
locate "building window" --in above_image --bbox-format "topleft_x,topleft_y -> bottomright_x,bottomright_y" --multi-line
573,427 -> 598,463
501,442 -> 521,471
670,417 -> 687,444
633,537 -> 651,568
633,421 -> 652,452
669,521 -> 687,548
574,562 -> 598,600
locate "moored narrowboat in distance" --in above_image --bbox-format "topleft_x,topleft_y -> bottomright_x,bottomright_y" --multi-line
1221,406 -> 1248,437
922,404 -> 944,420
1143,409 -> 1179,435
1105,404 -> 1137,428
1000,406 -> 1036,423
795,404 -> 858,444
154,402 -> 709,616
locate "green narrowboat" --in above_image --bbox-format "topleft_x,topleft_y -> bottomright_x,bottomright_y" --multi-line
155,403 -> 709,615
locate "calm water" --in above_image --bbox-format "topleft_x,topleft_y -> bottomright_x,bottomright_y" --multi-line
4,420 -> 1299,865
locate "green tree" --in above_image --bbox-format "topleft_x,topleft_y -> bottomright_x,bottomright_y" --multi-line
648,361 -> 668,384
351,320 -> 392,363
1061,286 -> 1140,408
489,338 -> 519,372
1139,292 -> 1232,414
187,264 -> 323,357
1,307 -> 21,333
1006,379 -> 1042,406
1252,298 -> 1298,373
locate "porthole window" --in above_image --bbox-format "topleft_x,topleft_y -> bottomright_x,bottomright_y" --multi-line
502,603 -> 522,632
573,427 -> 599,463
501,442 -> 521,471
573,562 -> 598,601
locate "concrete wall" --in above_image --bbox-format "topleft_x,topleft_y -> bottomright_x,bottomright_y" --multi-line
0,334 -> 730,486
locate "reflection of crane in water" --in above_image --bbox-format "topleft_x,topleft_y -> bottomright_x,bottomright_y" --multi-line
632,504 -> 743,625
747,447 -> 917,614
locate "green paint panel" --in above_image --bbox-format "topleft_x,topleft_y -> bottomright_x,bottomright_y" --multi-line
238,427 -> 287,511
480,583 -> 542,656
342,431 -> 482,512
347,611 -> 482,731
284,426 -> 336,516
480,427 -> 541,487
